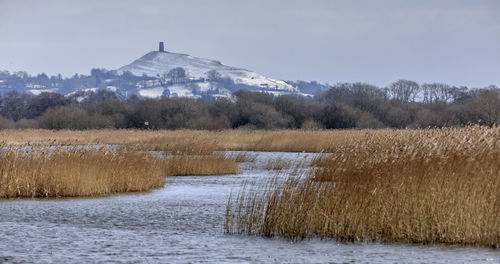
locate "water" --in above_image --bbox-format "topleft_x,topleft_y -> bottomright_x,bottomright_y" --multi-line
0,152 -> 498,263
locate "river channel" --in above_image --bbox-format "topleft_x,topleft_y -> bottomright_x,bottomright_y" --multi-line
0,152 -> 498,263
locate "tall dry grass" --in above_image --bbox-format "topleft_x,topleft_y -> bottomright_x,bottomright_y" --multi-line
226,126 -> 500,247
0,129 -> 363,152
0,146 -> 166,198
166,154 -> 239,176
265,158 -> 293,170
230,152 -> 257,163
0,145 -> 241,198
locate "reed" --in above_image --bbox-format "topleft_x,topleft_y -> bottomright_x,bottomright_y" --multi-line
226,126 -> 500,247
0,145 -> 241,198
0,146 -> 166,198
265,158 -> 292,170
165,154 -> 239,176
0,129 -> 362,153
230,152 -> 257,163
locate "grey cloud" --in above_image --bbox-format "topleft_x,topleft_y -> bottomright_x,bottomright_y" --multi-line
0,0 -> 499,87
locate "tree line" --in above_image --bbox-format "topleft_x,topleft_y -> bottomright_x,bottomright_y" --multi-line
0,80 -> 499,130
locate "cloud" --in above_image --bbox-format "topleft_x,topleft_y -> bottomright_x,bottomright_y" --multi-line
0,0 -> 499,87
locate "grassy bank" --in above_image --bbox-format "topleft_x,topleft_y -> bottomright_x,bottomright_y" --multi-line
226,126 -> 500,247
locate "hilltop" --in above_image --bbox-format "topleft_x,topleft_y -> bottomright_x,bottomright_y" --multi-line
114,42 -> 303,98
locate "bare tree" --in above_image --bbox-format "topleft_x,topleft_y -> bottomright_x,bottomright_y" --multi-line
167,67 -> 187,82
388,80 -> 420,103
476,88 -> 500,127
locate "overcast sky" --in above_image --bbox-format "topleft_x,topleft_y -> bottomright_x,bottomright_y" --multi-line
1,0 -> 499,87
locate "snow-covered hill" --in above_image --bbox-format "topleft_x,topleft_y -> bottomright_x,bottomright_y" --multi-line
116,49 -> 301,97
0,45 -> 317,99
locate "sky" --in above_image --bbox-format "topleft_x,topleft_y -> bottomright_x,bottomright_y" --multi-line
0,0 -> 499,88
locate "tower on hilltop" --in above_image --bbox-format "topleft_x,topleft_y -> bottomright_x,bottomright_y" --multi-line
159,42 -> 165,52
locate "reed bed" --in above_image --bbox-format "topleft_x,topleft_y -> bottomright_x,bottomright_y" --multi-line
166,154 -> 239,176
226,126 -> 500,247
230,152 -> 257,163
0,146 -> 166,198
0,129 -> 363,152
0,145 -> 242,198
265,158 -> 292,170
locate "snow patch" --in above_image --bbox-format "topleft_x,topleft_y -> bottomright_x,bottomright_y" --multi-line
106,86 -> 117,92
28,88 -> 58,95
82,88 -> 98,93
196,82 -> 212,92
138,87 -> 165,98
166,85 -> 196,98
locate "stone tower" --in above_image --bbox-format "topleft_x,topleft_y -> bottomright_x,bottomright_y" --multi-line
159,42 -> 165,52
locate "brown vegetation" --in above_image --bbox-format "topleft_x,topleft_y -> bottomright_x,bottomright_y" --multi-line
0,146 -> 166,198
0,142 -> 241,198
265,158 -> 292,170
229,152 -> 257,163
226,126 -> 500,247
0,129 -> 360,153
166,154 -> 239,176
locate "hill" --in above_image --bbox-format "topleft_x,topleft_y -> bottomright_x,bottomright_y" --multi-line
0,43 -> 320,99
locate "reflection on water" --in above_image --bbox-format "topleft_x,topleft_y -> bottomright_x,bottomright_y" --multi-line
0,152 -> 498,263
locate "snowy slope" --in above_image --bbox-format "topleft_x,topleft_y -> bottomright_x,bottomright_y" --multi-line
116,51 -> 298,92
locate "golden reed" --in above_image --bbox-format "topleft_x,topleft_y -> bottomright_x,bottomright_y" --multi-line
226,126 -> 500,247
166,154 -> 239,176
0,129 -> 360,152
0,146 -> 166,198
0,145 -> 240,198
